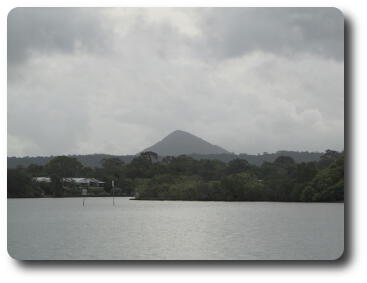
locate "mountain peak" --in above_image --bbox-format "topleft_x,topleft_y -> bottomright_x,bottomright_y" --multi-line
142,130 -> 229,156
167,130 -> 197,137
169,129 -> 187,135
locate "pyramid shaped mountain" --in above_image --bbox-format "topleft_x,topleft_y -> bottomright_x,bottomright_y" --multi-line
142,130 -> 230,156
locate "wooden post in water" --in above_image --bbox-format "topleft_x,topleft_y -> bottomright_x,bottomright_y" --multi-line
112,180 -> 115,207
82,188 -> 87,207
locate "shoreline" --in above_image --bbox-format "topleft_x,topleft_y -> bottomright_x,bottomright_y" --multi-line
7,196 -> 344,203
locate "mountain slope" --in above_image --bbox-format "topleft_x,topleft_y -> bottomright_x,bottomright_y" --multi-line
142,130 -> 230,156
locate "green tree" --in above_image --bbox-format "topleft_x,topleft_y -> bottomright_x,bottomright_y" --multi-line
227,158 -> 251,175
8,168 -> 42,198
221,172 -> 264,201
296,162 -> 318,183
102,157 -> 125,174
197,159 -> 226,180
45,156 -> 84,178
101,157 -> 125,191
45,156 -> 84,197
140,151 -> 158,163
274,156 -> 295,166
318,149 -> 341,168
126,155 -> 153,179
26,164 -> 45,177
301,153 -> 344,202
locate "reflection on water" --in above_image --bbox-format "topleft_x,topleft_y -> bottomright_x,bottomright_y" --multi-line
8,197 -> 344,260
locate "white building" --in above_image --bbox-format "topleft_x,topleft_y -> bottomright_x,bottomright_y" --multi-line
33,177 -> 105,188
33,177 -> 51,183
63,177 -> 105,188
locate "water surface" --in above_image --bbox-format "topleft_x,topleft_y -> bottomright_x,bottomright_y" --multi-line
8,197 -> 344,260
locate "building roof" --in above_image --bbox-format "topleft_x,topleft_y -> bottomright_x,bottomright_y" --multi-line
63,177 -> 105,184
33,177 -> 51,183
33,177 -> 104,184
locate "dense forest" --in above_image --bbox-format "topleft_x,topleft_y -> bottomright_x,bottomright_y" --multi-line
7,150 -> 344,202
7,150 -> 322,168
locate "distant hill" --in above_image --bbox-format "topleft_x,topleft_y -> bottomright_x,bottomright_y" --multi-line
7,154 -> 135,169
142,130 -> 230,156
8,130 -> 325,168
7,151 -> 323,168
189,151 -> 323,166
237,151 -> 323,166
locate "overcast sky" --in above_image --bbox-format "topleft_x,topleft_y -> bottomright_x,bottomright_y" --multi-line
7,8 -> 344,157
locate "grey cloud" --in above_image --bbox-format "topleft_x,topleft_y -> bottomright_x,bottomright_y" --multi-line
7,8 -> 108,65
7,62 -> 92,156
7,8 -> 344,156
199,8 -> 344,60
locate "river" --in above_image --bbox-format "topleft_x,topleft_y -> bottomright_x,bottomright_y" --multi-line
7,197 -> 344,260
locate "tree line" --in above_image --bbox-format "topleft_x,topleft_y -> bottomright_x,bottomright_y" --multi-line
7,150 -> 344,202
7,151 -> 322,168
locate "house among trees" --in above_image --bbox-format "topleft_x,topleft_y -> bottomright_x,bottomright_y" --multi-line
33,177 -> 51,183
62,178 -> 105,188
34,177 -> 105,187
33,177 -> 105,196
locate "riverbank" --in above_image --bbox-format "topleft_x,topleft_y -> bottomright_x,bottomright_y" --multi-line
7,195 -> 345,202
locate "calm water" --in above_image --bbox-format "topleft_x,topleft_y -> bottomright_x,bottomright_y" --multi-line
8,198 -> 344,260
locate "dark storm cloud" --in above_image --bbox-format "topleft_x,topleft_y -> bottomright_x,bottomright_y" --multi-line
7,8 -> 108,65
199,8 -> 344,60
